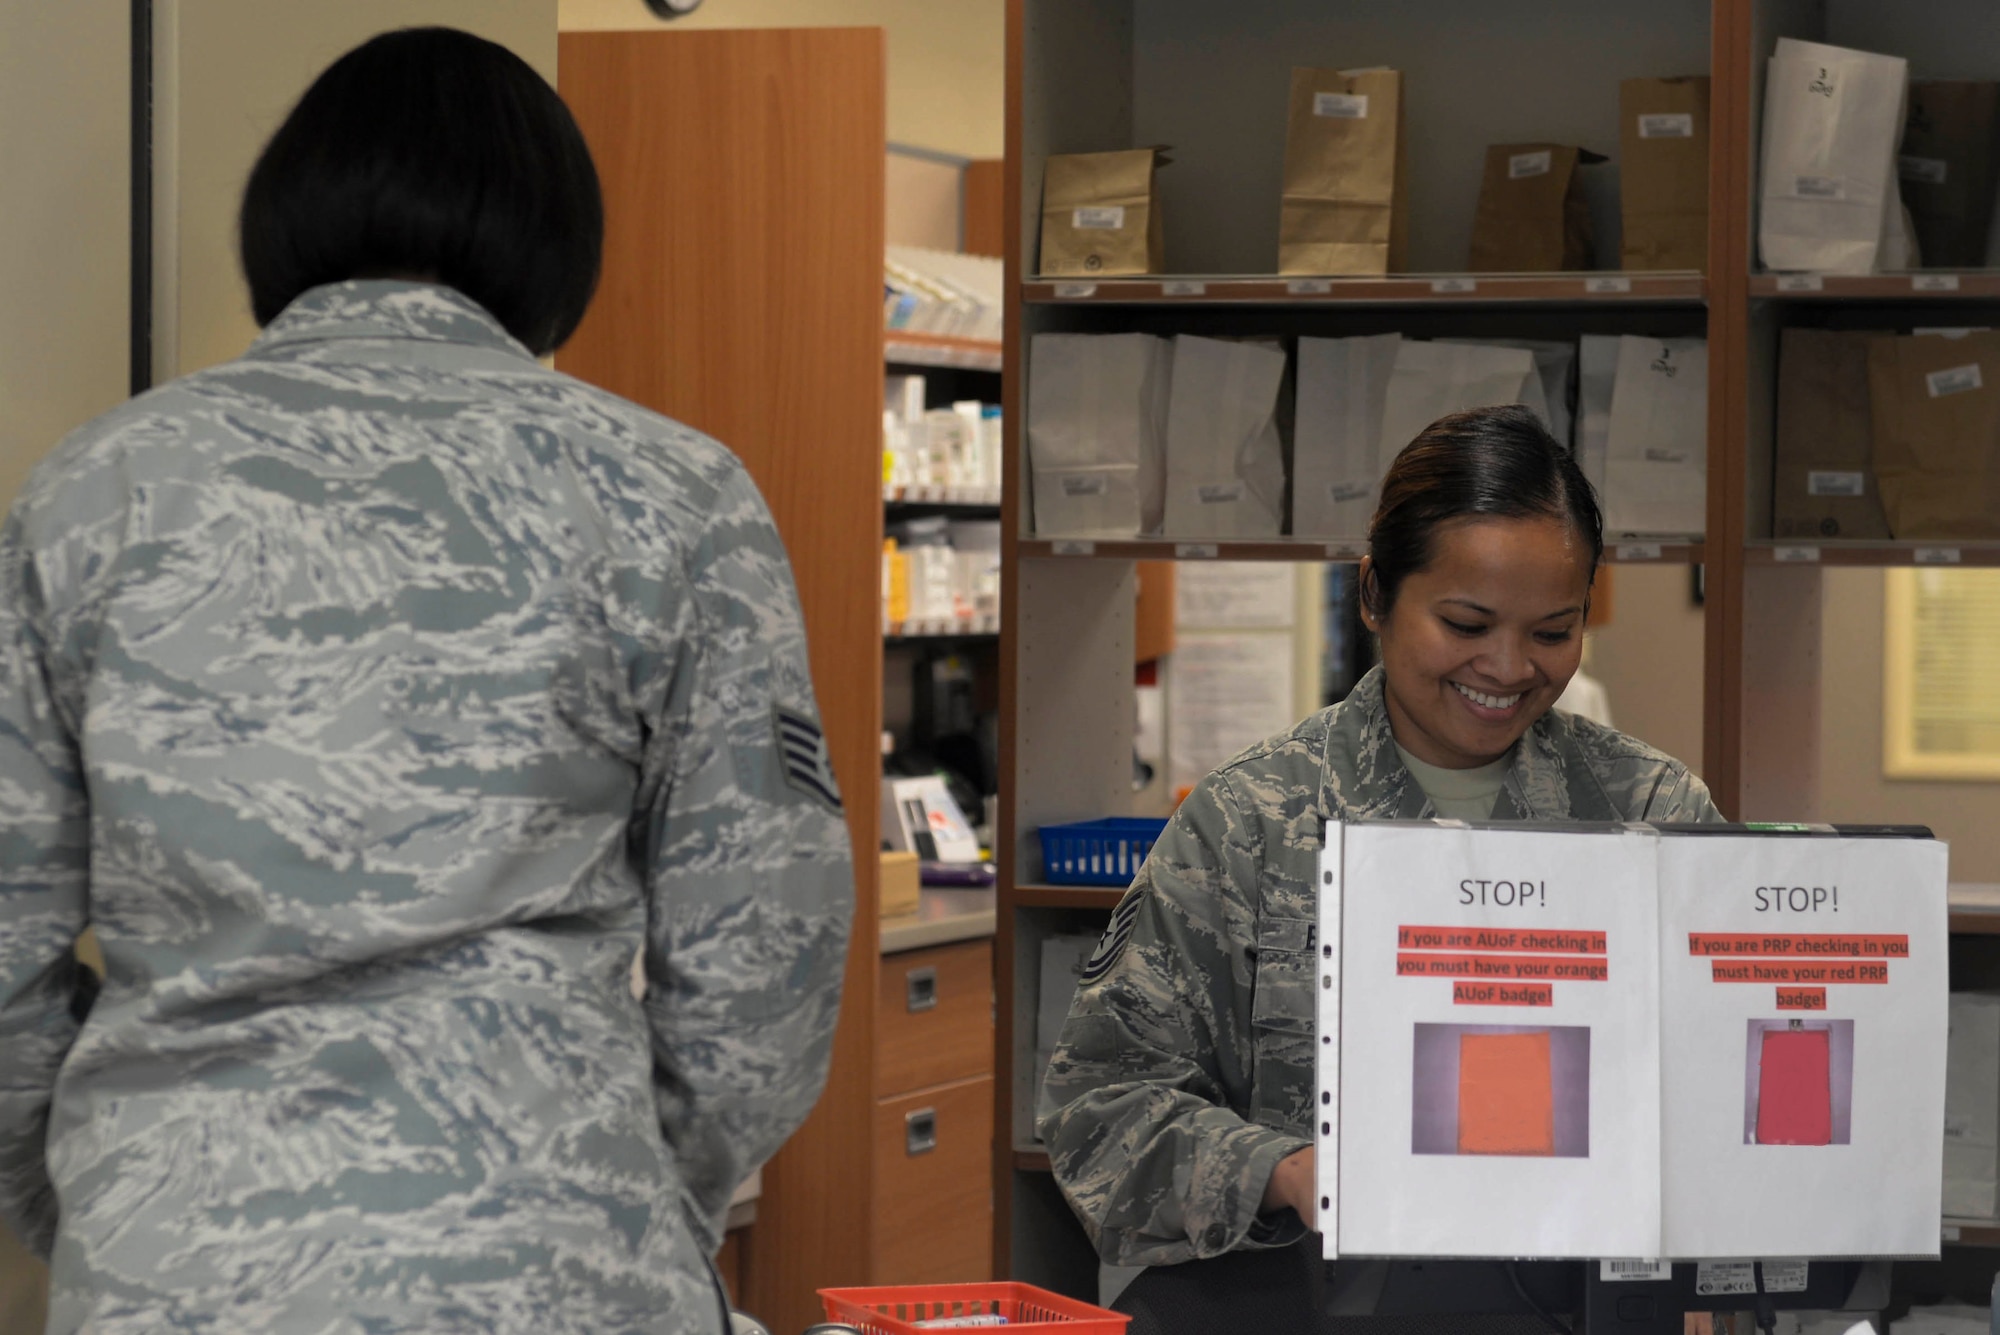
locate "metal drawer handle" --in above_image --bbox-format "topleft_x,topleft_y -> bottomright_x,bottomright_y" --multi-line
905,1107 -> 937,1156
905,966 -> 938,1013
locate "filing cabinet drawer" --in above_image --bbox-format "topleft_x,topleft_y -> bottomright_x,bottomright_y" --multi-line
877,938 -> 992,1097
871,1076 -> 994,1286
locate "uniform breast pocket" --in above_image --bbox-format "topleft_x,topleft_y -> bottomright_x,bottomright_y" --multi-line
1248,917 -> 1316,1036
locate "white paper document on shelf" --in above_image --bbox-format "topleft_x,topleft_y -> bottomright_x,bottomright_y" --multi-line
1316,822 -> 1949,1261
1164,633 -> 1294,794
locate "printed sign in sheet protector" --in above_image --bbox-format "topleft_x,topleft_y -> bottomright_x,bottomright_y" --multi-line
1332,823 -> 1663,1257
1657,834 -> 1948,1257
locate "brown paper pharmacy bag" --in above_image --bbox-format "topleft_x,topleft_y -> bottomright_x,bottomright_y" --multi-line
1866,331 -> 2000,539
1040,149 -> 1166,277
1279,67 -> 1407,275
1620,76 -> 1710,271
1773,328 -> 1891,540
1898,81 -> 2000,269
1468,143 -> 1605,272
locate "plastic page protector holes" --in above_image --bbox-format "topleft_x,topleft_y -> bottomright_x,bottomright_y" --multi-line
1757,1029 -> 1832,1146
1458,1031 -> 1555,1155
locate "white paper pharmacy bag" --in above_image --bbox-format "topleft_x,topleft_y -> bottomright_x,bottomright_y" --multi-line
1759,38 -> 1909,274
1461,338 -> 1577,447
1160,335 -> 1288,538
1292,333 -> 1401,539
1602,336 -> 1708,538
1574,334 -> 1620,504
1028,332 -> 1172,537
1377,340 -> 1541,469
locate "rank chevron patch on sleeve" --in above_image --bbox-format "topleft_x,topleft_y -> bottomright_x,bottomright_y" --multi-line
774,704 -> 842,813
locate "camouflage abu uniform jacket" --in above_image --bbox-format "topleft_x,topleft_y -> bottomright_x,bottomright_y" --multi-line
1037,666 -> 1719,1268
0,282 -> 853,1334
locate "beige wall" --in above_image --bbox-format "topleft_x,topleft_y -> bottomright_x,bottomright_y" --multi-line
158,0 -> 557,378
558,0 -> 1003,159
1586,565 -> 1708,782
1821,569 -> 2000,885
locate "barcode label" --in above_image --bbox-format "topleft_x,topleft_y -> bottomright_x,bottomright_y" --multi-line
1795,175 -> 1845,199
1601,1260 -> 1673,1282
1638,113 -> 1695,138
1324,542 -> 1366,560
1049,540 -> 1094,556
1175,543 -> 1220,559
1586,276 -> 1633,294
1761,1261 -> 1809,1294
1928,364 -> 1983,398
1615,543 -> 1663,561
1061,474 -> 1109,497
1288,278 -> 1333,295
1314,92 -> 1369,119
1776,273 -> 1824,292
1053,282 -> 1097,299
1161,280 -> 1206,296
1807,471 -> 1865,497
1510,150 -> 1553,178
1330,482 -> 1370,503
1916,547 -> 1963,565
1431,277 -> 1478,294
1775,546 -> 1820,563
1196,484 -> 1244,504
1914,274 -> 1962,292
1900,155 -> 1949,185
1695,1262 -> 1758,1297
1072,206 -> 1125,230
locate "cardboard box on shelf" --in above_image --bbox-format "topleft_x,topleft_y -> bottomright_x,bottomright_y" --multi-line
1279,67 -> 1407,276
1039,148 -> 1167,277
1774,328 -> 1893,541
880,850 -> 921,921
1620,76 -> 1710,271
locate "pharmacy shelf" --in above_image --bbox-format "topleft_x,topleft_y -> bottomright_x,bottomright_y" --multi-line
1023,272 -> 1706,307
1942,1218 -> 2000,1248
1019,537 -> 1705,565
1744,541 -> 2000,569
884,614 -> 1000,641
1750,272 -> 2000,301
1014,1150 -> 1054,1173
885,485 -> 1003,508
884,331 -> 1004,371
1013,883 -> 1128,911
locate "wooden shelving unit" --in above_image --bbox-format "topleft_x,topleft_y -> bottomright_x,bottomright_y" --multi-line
885,331 -> 1005,372
992,0 -> 2000,1302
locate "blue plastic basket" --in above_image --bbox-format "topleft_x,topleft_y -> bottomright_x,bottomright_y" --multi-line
1038,817 -> 1169,887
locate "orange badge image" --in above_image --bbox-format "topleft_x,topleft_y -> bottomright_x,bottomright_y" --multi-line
1457,1030 -> 1557,1157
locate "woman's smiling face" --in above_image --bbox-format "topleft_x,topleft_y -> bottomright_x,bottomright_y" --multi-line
1361,514 -> 1593,770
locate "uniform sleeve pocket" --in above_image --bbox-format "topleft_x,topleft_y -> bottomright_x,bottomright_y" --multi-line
1248,917 -> 1316,1035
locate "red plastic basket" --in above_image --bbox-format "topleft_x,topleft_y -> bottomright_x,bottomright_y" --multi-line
818,1282 -> 1129,1334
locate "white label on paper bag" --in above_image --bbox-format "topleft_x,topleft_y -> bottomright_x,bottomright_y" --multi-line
1509,150 -> 1553,178
1760,1261 -> 1809,1294
1775,545 -> 1820,563
1175,543 -> 1219,559
1615,543 -> 1663,561
1288,278 -> 1333,295
1430,277 -> 1478,294
1072,206 -> 1125,230
1775,273 -> 1825,292
1197,483 -> 1244,504
1927,364 -> 1984,398
1601,1260 -> 1673,1282
1053,282 -> 1097,299
1807,471 -> 1866,497
1916,547 -> 1963,565
1944,1224 -> 1963,1242
1638,113 -> 1695,138
1586,276 -> 1633,294
1946,1114 -> 1976,1140
1795,175 -> 1845,199
1061,474 -> 1109,497
1900,155 -> 1950,185
1694,1262 -> 1758,1297
1914,274 -> 1962,292
1330,482 -> 1371,503
1049,539 -> 1095,556
1161,280 -> 1206,296
1314,92 -> 1369,119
